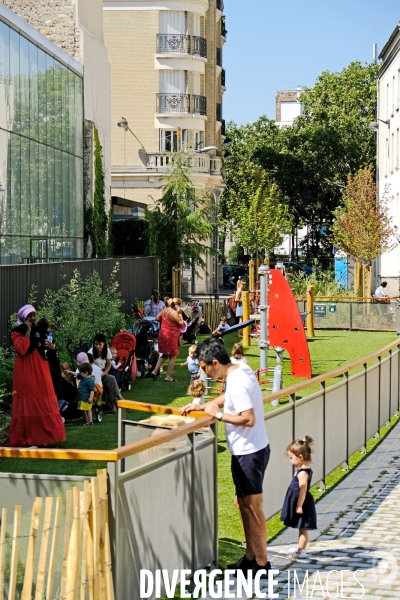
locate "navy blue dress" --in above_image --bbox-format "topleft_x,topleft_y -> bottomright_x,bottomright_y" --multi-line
280,467 -> 317,530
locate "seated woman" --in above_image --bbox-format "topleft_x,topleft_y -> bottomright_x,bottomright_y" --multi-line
88,333 -> 123,413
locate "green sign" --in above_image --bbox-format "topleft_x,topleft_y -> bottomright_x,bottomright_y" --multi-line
329,304 -> 336,313
314,303 -> 326,317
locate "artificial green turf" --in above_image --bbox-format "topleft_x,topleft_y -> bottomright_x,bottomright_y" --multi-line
0,330 -> 397,552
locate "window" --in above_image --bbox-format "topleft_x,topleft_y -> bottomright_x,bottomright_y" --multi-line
393,76 -> 396,115
397,128 -> 400,170
159,129 -> 187,152
386,83 -> 390,120
391,132 -> 395,173
385,137 -> 389,177
194,131 -> 204,150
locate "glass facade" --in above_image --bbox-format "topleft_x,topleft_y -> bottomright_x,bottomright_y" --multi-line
0,19 -> 84,264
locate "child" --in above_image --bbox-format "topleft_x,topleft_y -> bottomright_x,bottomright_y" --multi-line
87,353 -> 104,405
181,345 -> 200,382
230,343 -> 247,364
109,347 -> 122,383
145,350 -> 160,378
187,379 -> 206,405
76,363 -> 95,426
280,436 -> 317,559
212,316 -> 231,335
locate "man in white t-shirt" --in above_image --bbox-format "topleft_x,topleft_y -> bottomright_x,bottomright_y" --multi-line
182,338 -> 271,578
373,281 -> 388,300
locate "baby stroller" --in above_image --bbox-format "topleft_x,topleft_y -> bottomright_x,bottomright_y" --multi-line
183,306 -> 202,344
132,318 -> 159,374
111,331 -> 137,391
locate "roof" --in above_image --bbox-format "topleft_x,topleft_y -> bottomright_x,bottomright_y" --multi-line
379,23 -> 400,60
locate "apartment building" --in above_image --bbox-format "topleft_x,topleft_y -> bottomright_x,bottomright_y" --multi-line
103,0 -> 226,291
375,24 -> 400,296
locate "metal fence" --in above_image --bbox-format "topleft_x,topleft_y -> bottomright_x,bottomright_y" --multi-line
297,299 -> 399,332
0,256 -> 158,346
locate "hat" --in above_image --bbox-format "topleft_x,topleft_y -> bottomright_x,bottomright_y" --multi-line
76,352 -> 89,365
16,304 -> 36,324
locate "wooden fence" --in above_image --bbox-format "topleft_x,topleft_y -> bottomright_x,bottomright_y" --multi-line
0,469 -> 113,600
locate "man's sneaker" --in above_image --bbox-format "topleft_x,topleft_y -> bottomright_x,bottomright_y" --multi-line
227,555 -> 254,572
251,560 -> 272,579
286,548 -> 307,560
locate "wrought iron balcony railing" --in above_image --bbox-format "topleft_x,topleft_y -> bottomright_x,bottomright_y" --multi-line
156,34 -> 190,54
216,103 -> 222,123
157,93 -> 190,114
216,48 -> 222,67
192,36 -> 207,58
193,95 -> 207,116
221,68 -> 226,87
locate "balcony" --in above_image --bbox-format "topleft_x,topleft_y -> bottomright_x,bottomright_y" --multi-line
192,36 -> 207,58
147,153 -> 218,174
193,95 -> 207,116
221,68 -> 226,88
156,34 -> 190,54
157,93 -> 190,114
216,103 -> 222,123
216,48 -> 222,67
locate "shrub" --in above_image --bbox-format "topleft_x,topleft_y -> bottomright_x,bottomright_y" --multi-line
289,269 -> 354,298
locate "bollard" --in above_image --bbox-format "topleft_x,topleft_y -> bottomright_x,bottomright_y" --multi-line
242,291 -> 251,348
306,285 -> 315,338
258,263 -> 270,370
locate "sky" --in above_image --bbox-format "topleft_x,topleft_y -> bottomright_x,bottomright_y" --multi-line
223,0 -> 400,125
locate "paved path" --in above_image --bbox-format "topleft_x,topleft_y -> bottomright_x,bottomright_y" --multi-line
202,421 -> 400,599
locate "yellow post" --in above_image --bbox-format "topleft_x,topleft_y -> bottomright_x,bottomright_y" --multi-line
248,259 -> 255,296
306,285 -> 315,338
242,291 -> 250,348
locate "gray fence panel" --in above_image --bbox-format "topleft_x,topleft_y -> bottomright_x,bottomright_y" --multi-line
348,372 -> 366,455
325,382 -> 347,473
263,406 -> 294,518
366,363 -> 380,439
194,434 -> 216,569
390,349 -> 400,416
0,256 -> 158,346
294,393 -> 324,484
380,356 -> 391,428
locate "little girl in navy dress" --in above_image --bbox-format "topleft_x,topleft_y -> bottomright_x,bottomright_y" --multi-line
280,435 -> 317,559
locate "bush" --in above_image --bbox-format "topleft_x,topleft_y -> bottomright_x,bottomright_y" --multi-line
288,269 -> 354,298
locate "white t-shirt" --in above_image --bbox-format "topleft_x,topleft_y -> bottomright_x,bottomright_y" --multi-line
223,363 -> 269,455
91,364 -> 103,386
373,286 -> 386,298
192,395 -> 205,405
88,347 -> 112,370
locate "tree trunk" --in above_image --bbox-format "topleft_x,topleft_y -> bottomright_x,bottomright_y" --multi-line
354,261 -> 363,297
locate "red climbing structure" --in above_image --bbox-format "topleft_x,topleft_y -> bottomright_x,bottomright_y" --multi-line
268,269 -> 312,378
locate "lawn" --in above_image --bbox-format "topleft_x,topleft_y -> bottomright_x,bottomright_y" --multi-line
0,329 -> 397,564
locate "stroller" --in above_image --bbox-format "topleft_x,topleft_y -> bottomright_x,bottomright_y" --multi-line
111,331 -> 137,391
132,318 -> 160,374
182,306 -> 202,344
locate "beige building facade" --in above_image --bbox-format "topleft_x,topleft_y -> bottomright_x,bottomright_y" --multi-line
103,0 -> 226,292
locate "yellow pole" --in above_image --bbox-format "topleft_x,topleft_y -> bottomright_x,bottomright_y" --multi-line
242,291 -> 250,348
306,285 -> 315,338
249,259 -> 255,295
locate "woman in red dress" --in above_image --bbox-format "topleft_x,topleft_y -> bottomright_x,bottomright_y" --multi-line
150,298 -> 184,382
9,304 -> 66,448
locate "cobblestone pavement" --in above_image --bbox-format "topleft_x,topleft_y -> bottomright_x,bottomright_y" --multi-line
200,423 -> 400,599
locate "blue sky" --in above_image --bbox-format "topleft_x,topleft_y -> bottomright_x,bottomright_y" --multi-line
223,0 -> 399,125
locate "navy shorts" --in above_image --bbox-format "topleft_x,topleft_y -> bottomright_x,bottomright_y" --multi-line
231,445 -> 270,498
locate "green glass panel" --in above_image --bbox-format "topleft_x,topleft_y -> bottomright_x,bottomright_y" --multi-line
47,146 -> 55,234
38,48 -> 47,144
10,28 -> 20,135
38,144 -> 48,236
46,54 -> 54,148
20,137 -> 30,235
10,134 -> 21,235
68,70 -> 76,155
54,62 -> 62,150
30,141 -> 40,234
61,152 -> 70,235
75,156 -> 84,237
54,149 -> 63,236
61,64 -> 69,153
19,35 -> 30,138
0,22 -> 10,133
29,41 -> 39,141
75,75 -> 83,158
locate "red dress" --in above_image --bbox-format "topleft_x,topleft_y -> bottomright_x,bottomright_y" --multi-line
9,332 -> 66,447
157,311 -> 181,356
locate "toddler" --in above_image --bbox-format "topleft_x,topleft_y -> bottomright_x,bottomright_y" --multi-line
145,350 -> 160,378
212,316 -> 231,335
187,379 -> 206,405
280,436 -> 317,559
230,343 -> 247,364
76,363 -> 95,426
109,346 -> 122,383
181,345 -> 200,382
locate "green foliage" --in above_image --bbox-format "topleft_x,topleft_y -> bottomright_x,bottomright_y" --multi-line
223,61 -> 379,262
147,152 -> 215,289
331,166 -> 395,265
112,219 -> 150,256
288,268 -> 353,297
85,127 -> 110,257
35,265 -> 126,355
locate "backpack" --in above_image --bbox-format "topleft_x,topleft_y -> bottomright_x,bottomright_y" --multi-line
228,296 -> 237,314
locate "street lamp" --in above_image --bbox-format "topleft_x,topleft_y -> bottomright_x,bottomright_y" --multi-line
211,187 -> 225,295
117,117 -> 146,150
369,119 -> 390,130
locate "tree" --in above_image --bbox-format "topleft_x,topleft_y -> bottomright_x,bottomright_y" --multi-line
228,169 -> 291,260
146,152 -> 215,292
331,166 -> 395,295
